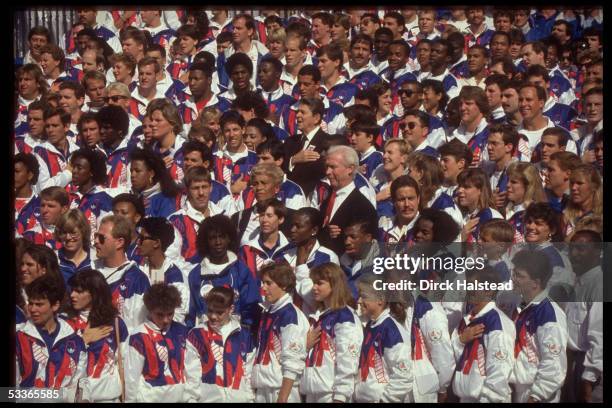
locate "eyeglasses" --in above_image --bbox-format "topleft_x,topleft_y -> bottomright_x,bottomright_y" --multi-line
60,231 -> 80,239
399,121 -> 418,131
103,95 -> 129,103
398,89 -> 416,97
94,233 -> 108,244
136,234 -> 157,244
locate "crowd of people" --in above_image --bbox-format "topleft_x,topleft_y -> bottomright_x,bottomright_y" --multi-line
13,6 -> 603,403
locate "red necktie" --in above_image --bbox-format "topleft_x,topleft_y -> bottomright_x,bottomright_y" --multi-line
322,191 -> 337,227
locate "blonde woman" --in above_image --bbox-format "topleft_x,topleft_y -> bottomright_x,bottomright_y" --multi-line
504,162 -> 547,243
563,164 -> 603,236
370,138 -> 412,218
199,106 -> 223,146
266,27 -> 287,61
456,168 -> 503,242
300,263 -> 363,403
55,209 -> 93,285
146,98 -> 186,183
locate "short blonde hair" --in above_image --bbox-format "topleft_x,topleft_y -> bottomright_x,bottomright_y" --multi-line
55,209 -> 91,248
384,138 -> 412,157
106,81 -> 131,98
251,162 -> 284,186
199,107 -> 222,126
267,27 -> 286,44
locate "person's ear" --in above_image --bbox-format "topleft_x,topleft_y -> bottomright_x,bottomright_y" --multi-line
51,301 -> 61,314
115,237 -> 125,251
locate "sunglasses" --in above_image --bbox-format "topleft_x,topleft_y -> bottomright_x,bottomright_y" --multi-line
399,121 -> 418,131
136,234 -> 157,244
94,233 -> 108,244
103,95 -> 129,103
398,89 -> 416,97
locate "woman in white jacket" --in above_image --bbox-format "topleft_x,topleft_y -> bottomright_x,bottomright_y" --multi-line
124,283 -> 189,402
300,263 -> 363,402
353,277 -> 413,403
62,269 -> 129,403
184,286 -> 255,402
451,266 -> 516,403
251,262 -> 309,403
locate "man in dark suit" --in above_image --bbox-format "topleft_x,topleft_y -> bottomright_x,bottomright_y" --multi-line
318,145 -> 377,255
282,97 -> 328,197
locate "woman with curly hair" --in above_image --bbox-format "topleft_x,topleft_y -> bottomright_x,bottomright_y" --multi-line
129,147 -> 181,218
186,214 -> 260,329
68,148 -> 114,237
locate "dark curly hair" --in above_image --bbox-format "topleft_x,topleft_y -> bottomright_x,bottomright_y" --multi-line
129,147 -> 181,198
26,274 -> 65,306
22,244 -> 62,286
524,202 -> 563,242
144,282 -> 182,312
196,214 -> 238,257
232,91 -> 270,119
225,52 -> 253,77
414,208 -> 460,245
96,105 -> 129,138
70,148 -> 108,186
15,152 -> 40,185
